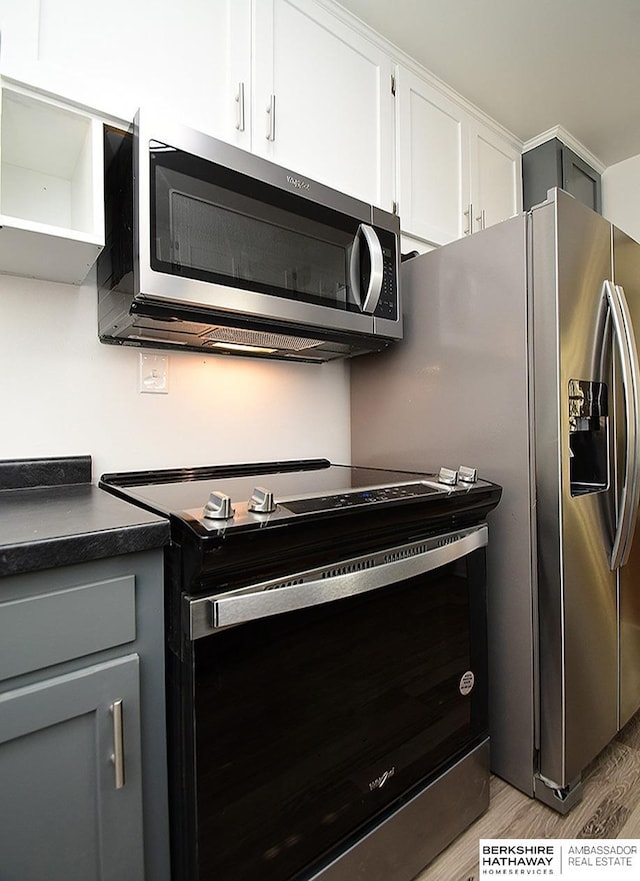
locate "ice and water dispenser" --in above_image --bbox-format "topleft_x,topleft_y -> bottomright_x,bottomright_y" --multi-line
568,379 -> 609,495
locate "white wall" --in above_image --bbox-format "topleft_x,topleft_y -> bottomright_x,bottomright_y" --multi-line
0,269 -> 351,481
602,153 -> 640,241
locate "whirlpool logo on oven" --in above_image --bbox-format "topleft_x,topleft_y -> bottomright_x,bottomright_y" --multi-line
369,767 -> 396,792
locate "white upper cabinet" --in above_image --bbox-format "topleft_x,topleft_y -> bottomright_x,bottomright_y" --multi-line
222,0 -> 253,150
0,0 -> 393,207
469,117 -> 522,234
0,0 -> 248,140
0,82 -> 104,283
0,0 -> 523,269
396,66 -> 470,245
395,64 -> 521,245
252,0 -> 395,209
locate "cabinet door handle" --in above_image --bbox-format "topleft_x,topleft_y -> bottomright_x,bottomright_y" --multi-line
110,699 -> 125,789
266,94 -> 276,141
235,82 -> 245,132
475,209 -> 486,230
463,203 -> 473,235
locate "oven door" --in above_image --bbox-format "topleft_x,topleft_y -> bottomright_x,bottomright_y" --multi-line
176,524 -> 488,881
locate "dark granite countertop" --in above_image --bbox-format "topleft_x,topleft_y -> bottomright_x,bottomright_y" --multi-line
0,456 -> 170,577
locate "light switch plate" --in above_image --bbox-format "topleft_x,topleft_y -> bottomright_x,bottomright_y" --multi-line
138,353 -> 169,394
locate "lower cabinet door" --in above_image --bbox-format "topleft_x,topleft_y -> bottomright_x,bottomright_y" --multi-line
0,655 -> 144,881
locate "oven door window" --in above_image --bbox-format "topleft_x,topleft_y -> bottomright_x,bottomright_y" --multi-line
190,547 -> 487,881
149,143 -> 397,319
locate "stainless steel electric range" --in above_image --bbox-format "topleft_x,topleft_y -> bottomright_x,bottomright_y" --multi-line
100,459 -> 501,881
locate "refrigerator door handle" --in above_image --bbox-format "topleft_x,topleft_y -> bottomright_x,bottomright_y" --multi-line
604,280 -> 640,569
615,282 -> 640,566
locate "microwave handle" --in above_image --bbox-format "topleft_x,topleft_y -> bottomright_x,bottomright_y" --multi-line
350,224 -> 384,314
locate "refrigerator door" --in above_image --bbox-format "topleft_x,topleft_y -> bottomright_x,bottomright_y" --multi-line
351,190 -> 634,809
613,227 -> 640,727
351,214 -> 537,795
531,190 -> 618,790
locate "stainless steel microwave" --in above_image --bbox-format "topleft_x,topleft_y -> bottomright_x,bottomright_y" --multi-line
98,111 -> 402,363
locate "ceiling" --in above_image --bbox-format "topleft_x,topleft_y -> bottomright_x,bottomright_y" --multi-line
335,0 -> 640,168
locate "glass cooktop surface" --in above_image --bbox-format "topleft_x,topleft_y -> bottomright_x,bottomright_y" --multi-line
100,459 -> 497,535
102,461 -> 441,516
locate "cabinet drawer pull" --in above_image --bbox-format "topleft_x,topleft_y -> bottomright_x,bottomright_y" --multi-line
110,699 -> 125,789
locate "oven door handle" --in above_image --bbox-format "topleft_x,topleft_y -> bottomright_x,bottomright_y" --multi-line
188,523 -> 488,638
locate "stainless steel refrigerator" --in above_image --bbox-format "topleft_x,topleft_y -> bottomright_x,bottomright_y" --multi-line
351,188 -> 640,812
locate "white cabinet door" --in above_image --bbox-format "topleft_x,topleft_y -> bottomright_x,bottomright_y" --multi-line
252,0 -> 394,208
469,118 -> 522,233
0,0 -> 250,140
222,0 -> 253,149
396,66 -> 470,245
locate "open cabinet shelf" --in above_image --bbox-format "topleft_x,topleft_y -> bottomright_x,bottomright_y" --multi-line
0,81 -> 104,284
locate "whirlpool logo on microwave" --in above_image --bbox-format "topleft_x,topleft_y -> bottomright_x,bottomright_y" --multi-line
286,173 -> 311,191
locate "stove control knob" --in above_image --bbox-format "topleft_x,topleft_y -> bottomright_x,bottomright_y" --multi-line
248,486 -> 276,514
203,491 -> 235,520
438,467 -> 458,486
458,466 -> 478,484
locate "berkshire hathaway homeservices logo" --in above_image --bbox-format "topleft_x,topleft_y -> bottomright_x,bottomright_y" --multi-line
479,839 -> 639,878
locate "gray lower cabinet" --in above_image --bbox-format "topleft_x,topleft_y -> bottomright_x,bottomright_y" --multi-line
0,551 -> 169,881
0,656 -> 144,881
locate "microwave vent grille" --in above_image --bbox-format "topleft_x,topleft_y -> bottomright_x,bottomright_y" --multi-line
203,326 -> 321,352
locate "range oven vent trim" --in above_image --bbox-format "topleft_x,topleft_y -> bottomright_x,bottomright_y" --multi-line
264,577 -> 305,592
268,532 -> 469,587
321,558 -> 377,579
383,542 -> 430,564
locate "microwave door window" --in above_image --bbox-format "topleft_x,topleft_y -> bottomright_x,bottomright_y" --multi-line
152,160 -> 357,312
168,187 -> 348,306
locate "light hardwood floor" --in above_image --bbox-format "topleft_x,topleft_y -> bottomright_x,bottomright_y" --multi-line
413,709 -> 640,881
